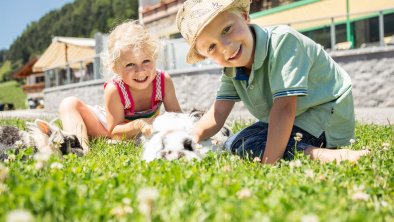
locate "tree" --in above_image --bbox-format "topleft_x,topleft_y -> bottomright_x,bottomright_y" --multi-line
5,0 -> 139,72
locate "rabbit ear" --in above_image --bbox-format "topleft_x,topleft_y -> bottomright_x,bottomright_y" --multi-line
35,119 -> 53,136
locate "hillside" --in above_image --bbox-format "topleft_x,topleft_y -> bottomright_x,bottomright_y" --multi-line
0,61 -> 11,81
0,81 -> 26,109
0,0 -> 138,78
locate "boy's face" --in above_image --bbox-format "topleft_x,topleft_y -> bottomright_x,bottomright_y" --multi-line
114,47 -> 156,90
195,10 -> 254,69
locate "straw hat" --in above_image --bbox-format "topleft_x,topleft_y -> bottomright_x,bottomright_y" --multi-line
176,0 -> 251,64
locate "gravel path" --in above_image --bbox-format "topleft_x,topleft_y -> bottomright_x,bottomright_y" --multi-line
0,109 -> 57,121
354,107 -> 393,125
1,107 -> 393,125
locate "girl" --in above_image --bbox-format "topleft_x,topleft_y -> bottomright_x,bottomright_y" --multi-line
59,20 -> 182,154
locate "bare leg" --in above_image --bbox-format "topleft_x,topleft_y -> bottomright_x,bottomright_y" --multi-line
304,146 -> 370,163
59,97 -> 110,154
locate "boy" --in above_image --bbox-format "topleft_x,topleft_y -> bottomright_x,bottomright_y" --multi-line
176,0 -> 369,164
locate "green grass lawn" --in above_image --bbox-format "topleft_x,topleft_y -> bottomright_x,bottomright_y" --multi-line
0,120 -> 393,222
0,81 -> 27,109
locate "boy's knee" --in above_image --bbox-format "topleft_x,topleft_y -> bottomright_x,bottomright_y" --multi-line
58,97 -> 84,113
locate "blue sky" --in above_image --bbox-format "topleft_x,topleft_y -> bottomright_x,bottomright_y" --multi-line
0,0 -> 74,50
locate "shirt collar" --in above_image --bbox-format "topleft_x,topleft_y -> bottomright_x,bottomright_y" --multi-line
234,67 -> 249,87
234,67 -> 249,80
223,24 -> 269,77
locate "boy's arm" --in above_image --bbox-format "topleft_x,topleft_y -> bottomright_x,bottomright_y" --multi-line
193,100 -> 234,143
262,96 -> 297,164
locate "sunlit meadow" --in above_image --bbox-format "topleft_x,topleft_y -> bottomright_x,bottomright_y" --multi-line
0,118 -> 393,222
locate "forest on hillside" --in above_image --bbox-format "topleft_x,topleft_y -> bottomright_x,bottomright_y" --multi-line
0,0 -> 139,81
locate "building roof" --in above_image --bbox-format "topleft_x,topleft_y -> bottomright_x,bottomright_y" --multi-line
33,37 -> 95,72
143,0 -> 394,37
13,57 -> 40,79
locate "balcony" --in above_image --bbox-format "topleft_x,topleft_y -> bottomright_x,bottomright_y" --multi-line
22,82 -> 45,94
142,0 -> 184,24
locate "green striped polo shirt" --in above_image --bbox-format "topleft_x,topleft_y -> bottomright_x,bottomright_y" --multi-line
217,24 -> 355,147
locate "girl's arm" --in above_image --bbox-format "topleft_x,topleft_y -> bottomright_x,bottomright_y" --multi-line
193,100 -> 234,143
104,83 -> 150,139
262,96 -> 297,164
162,72 -> 182,113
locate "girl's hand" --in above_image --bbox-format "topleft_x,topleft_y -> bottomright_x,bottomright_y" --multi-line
140,117 -> 155,136
141,124 -> 153,136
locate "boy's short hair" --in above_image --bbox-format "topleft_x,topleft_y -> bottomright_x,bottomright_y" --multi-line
176,0 -> 251,64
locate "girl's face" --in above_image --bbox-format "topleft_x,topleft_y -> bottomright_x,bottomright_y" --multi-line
114,47 -> 156,90
195,10 -> 254,69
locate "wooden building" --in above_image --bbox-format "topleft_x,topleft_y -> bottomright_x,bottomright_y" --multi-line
140,0 -> 394,49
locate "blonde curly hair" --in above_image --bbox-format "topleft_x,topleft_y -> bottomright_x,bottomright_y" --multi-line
101,20 -> 159,75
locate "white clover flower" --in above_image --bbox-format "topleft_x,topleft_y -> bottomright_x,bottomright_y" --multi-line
138,203 -> 151,217
382,142 -> 390,147
50,162 -> 63,170
294,132 -> 303,141
382,142 -> 390,151
137,187 -> 159,216
122,197 -> 131,205
349,139 -> 356,144
77,185 -> 88,196
351,185 -> 369,201
224,178 -> 232,186
34,162 -> 44,170
109,172 -> 118,178
0,183 -> 8,194
236,188 -> 252,199
319,174 -> 327,181
0,164 -> 9,181
289,159 -> 302,168
33,152 -> 51,162
14,140 -> 24,147
253,157 -> 261,163
110,205 -> 133,218
222,165 -> 231,172
138,188 -> 159,203
293,137 -> 301,142
294,132 -> 303,142
304,169 -> 314,178
381,200 -> 388,207
230,155 -> 241,161
6,209 -> 34,222
352,191 -> 369,201
301,214 -> 319,222
7,154 -> 16,162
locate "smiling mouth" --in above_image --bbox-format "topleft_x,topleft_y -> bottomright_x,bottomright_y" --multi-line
134,76 -> 148,83
228,45 -> 242,61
